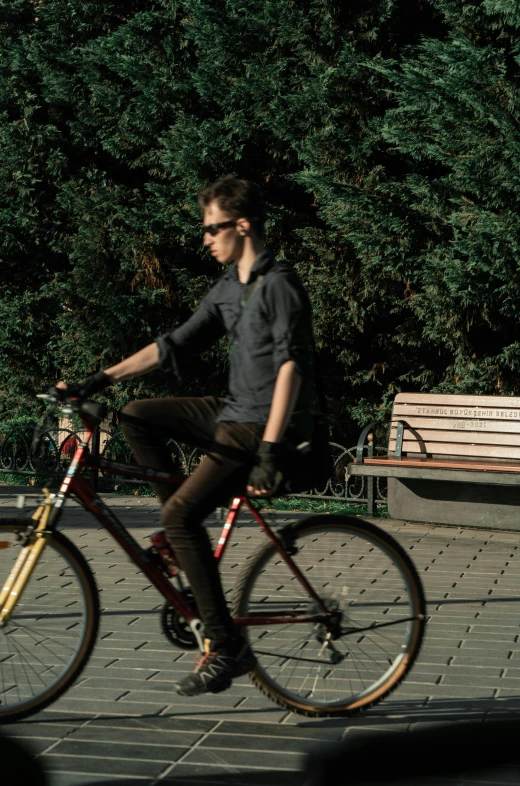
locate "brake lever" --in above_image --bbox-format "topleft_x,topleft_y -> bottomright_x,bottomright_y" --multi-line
36,393 -> 106,422
36,393 -> 58,403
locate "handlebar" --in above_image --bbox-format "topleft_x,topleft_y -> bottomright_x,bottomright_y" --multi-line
36,393 -> 107,423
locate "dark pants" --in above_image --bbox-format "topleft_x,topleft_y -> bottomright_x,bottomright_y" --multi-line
120,396 -> 263,646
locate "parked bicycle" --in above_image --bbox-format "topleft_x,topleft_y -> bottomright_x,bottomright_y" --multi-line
0,395 -> 425,722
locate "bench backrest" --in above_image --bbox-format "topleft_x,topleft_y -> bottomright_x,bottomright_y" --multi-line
389,393 -> 520,462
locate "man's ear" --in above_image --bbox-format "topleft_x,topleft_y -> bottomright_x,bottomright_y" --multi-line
236,218 -> 251,236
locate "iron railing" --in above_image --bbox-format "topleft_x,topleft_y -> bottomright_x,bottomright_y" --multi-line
0,424 -> 387,513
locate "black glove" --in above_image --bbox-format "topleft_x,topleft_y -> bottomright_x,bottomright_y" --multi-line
247,441 -> 284,494
56,371 -> 112,400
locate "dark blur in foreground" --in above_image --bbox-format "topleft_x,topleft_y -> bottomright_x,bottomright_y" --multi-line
0,730 -> 46,786
305,719 -> 520,786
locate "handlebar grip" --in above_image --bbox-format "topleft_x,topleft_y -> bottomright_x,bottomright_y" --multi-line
47,386 -> 68,402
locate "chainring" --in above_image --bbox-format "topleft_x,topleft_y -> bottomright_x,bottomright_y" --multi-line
160,591 -> 199,650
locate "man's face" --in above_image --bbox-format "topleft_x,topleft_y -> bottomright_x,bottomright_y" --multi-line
202,201 -> 244,264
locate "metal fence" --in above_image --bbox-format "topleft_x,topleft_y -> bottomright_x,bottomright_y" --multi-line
0,423 -> 387,513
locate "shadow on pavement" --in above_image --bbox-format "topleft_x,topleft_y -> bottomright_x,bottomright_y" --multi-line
69,716 -> 520,786
80,775 -> 304,786
299,695 -> 520,728
0,730 -> 47,785
304,718 -> 520,785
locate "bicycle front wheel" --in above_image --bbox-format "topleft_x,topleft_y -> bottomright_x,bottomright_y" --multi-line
0,518 -> 99,722
233,515 -> 425,717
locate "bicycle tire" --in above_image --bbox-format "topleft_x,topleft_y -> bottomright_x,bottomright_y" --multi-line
232,514 -> 425,717
0,517 -> 100,723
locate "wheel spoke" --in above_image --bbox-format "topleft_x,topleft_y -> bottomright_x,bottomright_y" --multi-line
234,516 -> 425,716
341,615 -> 421,635
0,520 -> 98,721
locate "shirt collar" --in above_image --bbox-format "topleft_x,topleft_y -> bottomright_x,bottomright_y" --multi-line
222,249 -> 275,284
249,248 -> 275,280
225,248 -> 275,284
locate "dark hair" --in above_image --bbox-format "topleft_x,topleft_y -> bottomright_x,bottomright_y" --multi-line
198,175 -> 265,236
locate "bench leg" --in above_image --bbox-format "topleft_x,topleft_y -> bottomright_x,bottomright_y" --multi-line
367,475 -> 374,516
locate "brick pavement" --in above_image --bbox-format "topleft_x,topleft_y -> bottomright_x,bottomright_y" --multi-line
1,489 -> 520,785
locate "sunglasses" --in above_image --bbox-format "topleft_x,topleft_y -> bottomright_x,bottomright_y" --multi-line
202,217 -> 259,236
202,220 -> 237,236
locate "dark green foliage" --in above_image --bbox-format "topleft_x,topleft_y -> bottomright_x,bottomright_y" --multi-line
1,0 -> 520,440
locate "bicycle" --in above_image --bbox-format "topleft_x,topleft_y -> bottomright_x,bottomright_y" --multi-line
0,395 -> 426,722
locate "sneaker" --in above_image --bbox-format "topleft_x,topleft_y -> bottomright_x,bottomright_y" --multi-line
175,637 -> 257,696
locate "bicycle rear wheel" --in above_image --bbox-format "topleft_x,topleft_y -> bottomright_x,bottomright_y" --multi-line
0,518 -> 99,722
233,515 -> 425,717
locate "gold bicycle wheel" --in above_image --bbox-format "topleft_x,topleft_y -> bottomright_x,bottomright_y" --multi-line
233,515 -> 425,717
0,518 -> 99,722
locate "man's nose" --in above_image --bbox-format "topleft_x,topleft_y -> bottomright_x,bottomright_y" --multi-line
203,232 -> 212,246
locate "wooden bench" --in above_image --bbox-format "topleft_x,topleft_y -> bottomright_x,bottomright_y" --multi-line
347,393 -> 520,529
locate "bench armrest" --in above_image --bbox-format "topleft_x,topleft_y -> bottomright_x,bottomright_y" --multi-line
355,422 -> 377,464
355,418 -> 408,464
394,419 -> 405,459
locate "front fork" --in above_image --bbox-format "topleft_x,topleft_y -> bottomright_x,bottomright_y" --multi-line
0,489 -> 54,626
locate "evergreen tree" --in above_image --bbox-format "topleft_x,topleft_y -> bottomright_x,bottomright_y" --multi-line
2,0 -> 520,440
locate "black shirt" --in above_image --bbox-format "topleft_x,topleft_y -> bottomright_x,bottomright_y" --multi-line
156,249 -> 315,437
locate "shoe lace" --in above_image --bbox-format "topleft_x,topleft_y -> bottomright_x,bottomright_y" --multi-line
195,650 -> 217,672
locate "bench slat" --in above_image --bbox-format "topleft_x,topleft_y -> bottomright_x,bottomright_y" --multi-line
388,429 -> 520,446
360,456 -> 520,471
387,441 -> 520,459
388,417 -> 520,433
392,404 -> 520,420
394,393 -> 520,407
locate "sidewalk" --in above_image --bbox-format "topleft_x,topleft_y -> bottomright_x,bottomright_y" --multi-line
1,490 -> 520,785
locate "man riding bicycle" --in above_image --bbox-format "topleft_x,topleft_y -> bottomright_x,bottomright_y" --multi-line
57,176 -> 320,696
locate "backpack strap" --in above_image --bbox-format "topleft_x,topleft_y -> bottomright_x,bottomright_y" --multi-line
229,275 -> 265,338
240,274 -> 264,310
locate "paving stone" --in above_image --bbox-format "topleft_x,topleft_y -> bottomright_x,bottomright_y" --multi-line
441,666 -> 504,678
6,722 -> 84,738
451,656 -> 514,667
81,666 -> 162,680
41,696 -> 169,716
5,494 -> 520,786
79,677 -> 179,692
180,746 -> 303,768
59,688 -> 128,702
162,706 -> 290,723
162,764 -> 303,785
7,736 -> 56,755
48,776 -> 139,786
120,690 -> 242,708
492,688 -> 520,697
441,674 -> 507,687
65,723 -> 205,747
501,667 -> 520,678
422,686 -> 498,698
163,697 -> 287,723
51,738 -> 187,762
40,752 -> 167,778
460,633 -> 519,644
216,720 -> 342,740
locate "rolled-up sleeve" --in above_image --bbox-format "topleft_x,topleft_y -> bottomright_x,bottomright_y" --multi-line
268,276 -> 313,377
155,332 -> 183,379
155,291 -> 225,380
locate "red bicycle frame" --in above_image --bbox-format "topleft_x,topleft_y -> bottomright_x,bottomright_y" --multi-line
49,410 -> 328,630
